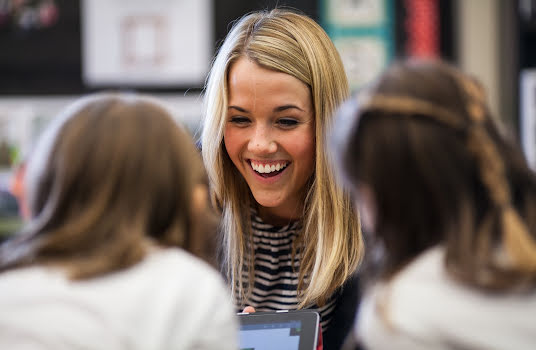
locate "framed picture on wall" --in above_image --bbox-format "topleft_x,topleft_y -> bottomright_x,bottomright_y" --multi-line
81,0 -> 213,87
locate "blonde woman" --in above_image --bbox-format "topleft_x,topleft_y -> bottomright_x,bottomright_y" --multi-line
202,9 -> 363,349
0,93 -> 237,349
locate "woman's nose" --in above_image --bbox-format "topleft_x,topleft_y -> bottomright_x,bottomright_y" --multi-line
248,126 -> 277,154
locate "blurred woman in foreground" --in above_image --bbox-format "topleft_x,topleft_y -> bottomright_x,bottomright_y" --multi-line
0,93 -> 237,349
333,59 -> 536,350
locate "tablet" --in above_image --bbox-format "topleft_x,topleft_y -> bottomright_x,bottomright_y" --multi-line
237,310 -> 320,350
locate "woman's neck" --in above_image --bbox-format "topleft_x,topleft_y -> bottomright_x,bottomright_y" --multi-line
256,203 -> 302,226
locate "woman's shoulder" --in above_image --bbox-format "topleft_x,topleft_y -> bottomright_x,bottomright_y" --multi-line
130,247 -> 228,290
144,247 -> 217,273
0,249 -> 236,349
0,247 -> 227,299
357,246 -> 536,349
0,247 -> 233,324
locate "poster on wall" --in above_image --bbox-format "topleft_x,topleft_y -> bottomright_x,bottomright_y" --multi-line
325,0 -> 385,27
321,0 -> 394,91
333,37 -> 387,90
81,0 -> 212,87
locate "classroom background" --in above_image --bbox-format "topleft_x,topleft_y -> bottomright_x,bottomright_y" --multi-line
0,0 -> 535,238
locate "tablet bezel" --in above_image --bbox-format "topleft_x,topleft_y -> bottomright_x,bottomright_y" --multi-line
237,310 -> 320,350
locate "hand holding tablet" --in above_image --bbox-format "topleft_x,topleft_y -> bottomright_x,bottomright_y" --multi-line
242,306 -> 256,313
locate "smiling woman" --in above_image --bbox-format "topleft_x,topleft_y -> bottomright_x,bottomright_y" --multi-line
201,8 -> 363,349
224,57 -> 315,224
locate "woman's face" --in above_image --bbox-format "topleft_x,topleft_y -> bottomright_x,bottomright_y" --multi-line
224,57 -> 315,223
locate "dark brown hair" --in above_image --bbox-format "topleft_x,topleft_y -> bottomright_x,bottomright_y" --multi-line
333,59 -> 536,290
0,93 -> 217,278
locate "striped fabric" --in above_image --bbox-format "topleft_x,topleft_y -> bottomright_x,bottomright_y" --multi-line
236,209 -> 338,330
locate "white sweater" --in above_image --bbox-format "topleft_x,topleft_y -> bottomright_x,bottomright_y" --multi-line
356,246 -> 536,350
0,248 -> 238,350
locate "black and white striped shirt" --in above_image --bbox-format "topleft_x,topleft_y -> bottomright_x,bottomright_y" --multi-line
236,209 -> 338,330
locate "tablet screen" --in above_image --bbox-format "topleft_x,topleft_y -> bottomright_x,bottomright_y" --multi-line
238,310 -> 319,350
240,320 -> 302,350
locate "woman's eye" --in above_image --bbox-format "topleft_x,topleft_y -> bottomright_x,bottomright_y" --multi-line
277,118 -> 299,128
229,116 -> 250,125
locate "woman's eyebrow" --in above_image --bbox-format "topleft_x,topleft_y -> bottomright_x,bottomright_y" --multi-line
228,105 -> 249,112
273,105 -> 305,112
228,105 -> 305,112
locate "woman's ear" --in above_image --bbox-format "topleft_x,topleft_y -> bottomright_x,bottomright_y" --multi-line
191,184 -> 209,218
354,183 -> 377,234
188,183 -> 220,268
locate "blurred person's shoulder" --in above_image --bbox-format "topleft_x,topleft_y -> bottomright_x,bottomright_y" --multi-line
0,246 -> 228,304
0,247 -> 235,349
358,246 -> 536,350
139,247 -> 227,289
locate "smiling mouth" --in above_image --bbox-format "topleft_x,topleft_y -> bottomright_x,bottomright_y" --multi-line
249,160 -> 289,178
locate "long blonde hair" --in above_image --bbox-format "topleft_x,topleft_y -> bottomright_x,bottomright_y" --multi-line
202,9 -> 363,307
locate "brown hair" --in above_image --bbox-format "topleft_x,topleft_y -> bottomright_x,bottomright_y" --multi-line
333,59 -> 536,290
0,93 -> 217,278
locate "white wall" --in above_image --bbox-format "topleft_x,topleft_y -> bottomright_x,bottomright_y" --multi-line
457,0 -> 500,121
0,93 -> 204,155
0,93 -> 204,189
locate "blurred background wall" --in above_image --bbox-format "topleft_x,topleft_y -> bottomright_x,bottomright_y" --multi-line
0,0 -> 535,197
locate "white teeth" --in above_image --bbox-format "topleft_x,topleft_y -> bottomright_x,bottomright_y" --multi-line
251,161 -> 288,174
